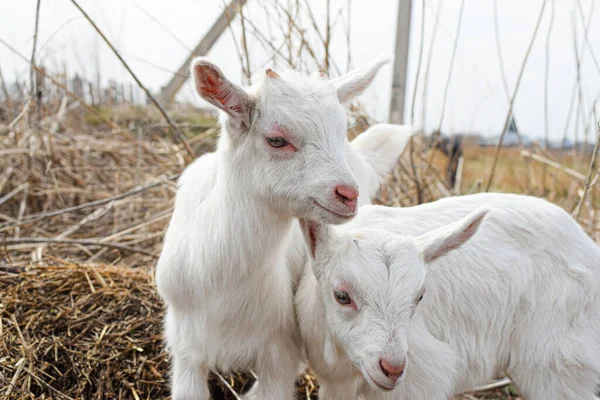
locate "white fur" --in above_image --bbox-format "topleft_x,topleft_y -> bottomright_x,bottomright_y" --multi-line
155,56 -> 410,399
296,193 -> 600,400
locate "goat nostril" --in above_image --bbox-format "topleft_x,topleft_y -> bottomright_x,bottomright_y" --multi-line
335,185 -> 359,202
380,359 -> 406,381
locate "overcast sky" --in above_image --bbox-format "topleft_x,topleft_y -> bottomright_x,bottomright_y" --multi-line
1,0 -> 599,141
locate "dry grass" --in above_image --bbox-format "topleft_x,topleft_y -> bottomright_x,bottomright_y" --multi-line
1,96 -> 597,399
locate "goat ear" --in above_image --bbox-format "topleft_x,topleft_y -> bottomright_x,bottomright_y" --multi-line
299,219 -> 333,260
191,58 -> 252,127
332,55 -> 393,103
415,207 -> 490,264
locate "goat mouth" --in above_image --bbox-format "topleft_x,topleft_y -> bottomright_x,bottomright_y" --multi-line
312,200 -> 355,220
362,364 -> 395,392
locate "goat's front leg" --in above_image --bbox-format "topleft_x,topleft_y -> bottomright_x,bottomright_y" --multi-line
242,335 -> 302,400
171,353 -> 210,400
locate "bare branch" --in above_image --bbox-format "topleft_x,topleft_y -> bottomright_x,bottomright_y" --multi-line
69,0 -> 195,160
573,123 -> 600,220
484,0 -> 548,192
133,3 -> 192,52
492,0 -> 510,101
437,0 -> 466,134
410,0 -> 426,127
3,237 -> 158,258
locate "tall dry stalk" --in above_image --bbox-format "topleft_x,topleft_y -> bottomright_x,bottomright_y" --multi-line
436,0 -> 465,134
324,0 -> 331,74
30,0 -> 42,124
484,0 -> 548,192
410,0 -> 426,128
238,0 -> 252,84
573,123 -> 600,220
493,0 -> 510,101
421,0 -> 443,131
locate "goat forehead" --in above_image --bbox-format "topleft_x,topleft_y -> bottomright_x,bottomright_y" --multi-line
336,235 -> 425,300
260,72 -> 336,102
255,73 -> 347,139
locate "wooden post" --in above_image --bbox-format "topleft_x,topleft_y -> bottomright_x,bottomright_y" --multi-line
159,0 -> 248,103
389,0 -> 413,124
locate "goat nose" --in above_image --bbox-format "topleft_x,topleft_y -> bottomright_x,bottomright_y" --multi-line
379,358 -> 406,381
335,185 -> 359,210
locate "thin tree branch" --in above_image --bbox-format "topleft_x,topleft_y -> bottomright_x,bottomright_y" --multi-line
30,0 -> 42,124
69,0 -> 195,160
484,0 -> 548,192
238,1 -> 251,84
410,0 -> 426,127
133,3 -> 192,52
573,123 -> 600,220
493,0 -> 510,101
575,0 -> 600,76
3,237 -> 158,258
324,0 -> 331,75
543,0 -> 555,149
437,0 -> 465,134
346,0 -> 352,72
0,63 -> 11,107
572,10 -> 585,152
10,175 -> 179,226
30,0 -> 41,99
421,0 -> 443,131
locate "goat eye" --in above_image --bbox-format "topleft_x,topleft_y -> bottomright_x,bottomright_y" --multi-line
334,290 -> 352,305
266,136 -> 289,148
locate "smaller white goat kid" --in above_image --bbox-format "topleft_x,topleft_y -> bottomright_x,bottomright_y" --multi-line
296,193 -> 600,400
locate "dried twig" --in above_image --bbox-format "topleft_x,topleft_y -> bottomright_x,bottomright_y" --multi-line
520,150 -> 586,181
436,0 -> 465,134
421,0 -> 443,130
30,0 -> 42,100
573,123 -> 600,220
5,358 -> 27,397
543,0 -> 555,149
469,377 -> 512,392
4,237 -> 158,258
133,3 -> 192,52
215,372 -> 242,400
238,0 -> 251,84
410,0 -> 425,127
484,0 -> 548,192
324,0 -> 331,74
69,0 -> 195,160
0,62 -> 11,107
14,175 -> 179,226
492,0 -> 510,101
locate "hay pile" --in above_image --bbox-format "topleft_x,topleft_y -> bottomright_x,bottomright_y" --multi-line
0,263 -> 518,400
0,263 -> 169,399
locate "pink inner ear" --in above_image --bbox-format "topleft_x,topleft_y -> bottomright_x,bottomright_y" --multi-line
195,65 -> 227,106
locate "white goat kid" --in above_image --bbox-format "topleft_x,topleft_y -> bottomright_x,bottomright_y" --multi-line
156,56 -> 410,400
296,193 -> 600,400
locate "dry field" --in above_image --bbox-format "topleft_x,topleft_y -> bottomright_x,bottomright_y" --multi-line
1,102 -> 597,399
